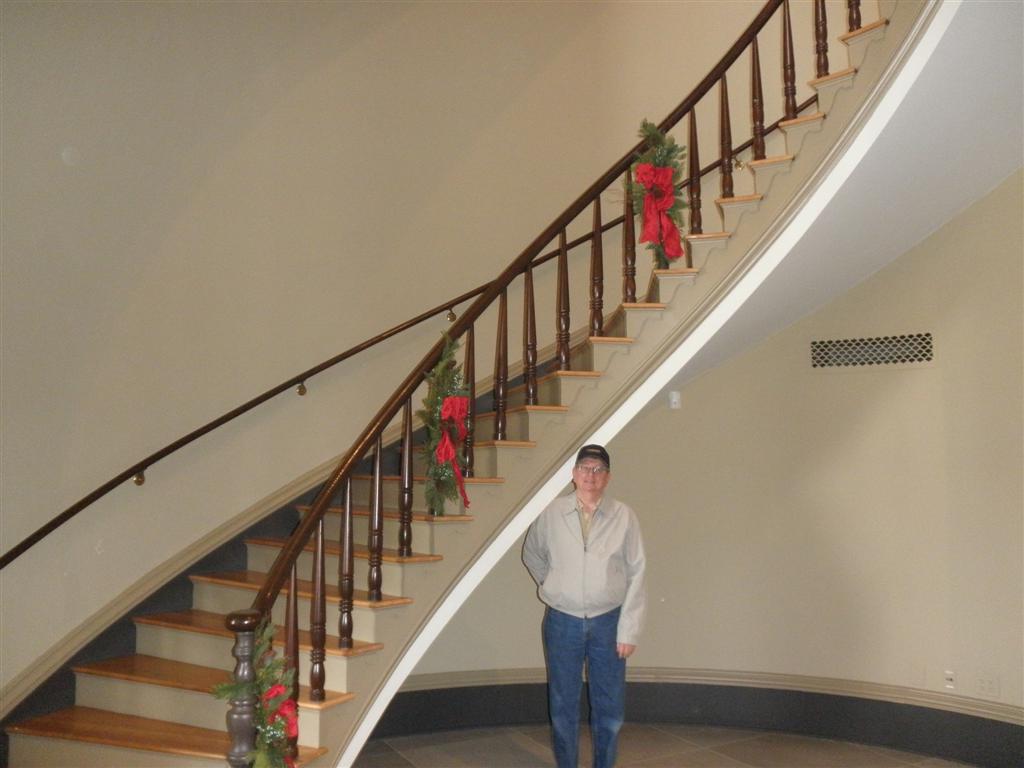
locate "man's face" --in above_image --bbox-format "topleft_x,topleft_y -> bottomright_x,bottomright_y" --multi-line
573,460 -> 610,496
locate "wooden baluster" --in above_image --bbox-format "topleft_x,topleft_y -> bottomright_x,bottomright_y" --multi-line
463,324 -> 475,477
622,171 -> 637,303
309,517 -> 326,701
225,610 -> 260,768
751,37 -> 766,161
285,564 -> 299,762
782,0 -> 798,120
368,434 -> 384,598
398,399 -> 413,557
589,197 -> 604,337
492,288 -> 508,440
814,0 -> 830,79
688,110 -> 702,240
556,230 -> 571,370
719,74 -> 734,199
523,265 -> 538,406
337,479 -> 354,649
847,0 -> 861,32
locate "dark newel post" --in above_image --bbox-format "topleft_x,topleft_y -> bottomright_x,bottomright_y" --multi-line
463,324 -> 475,477
225,610 -> 260,768
622,171 -> 637,302
847,0 -> 861,32
368,435 -> 384,599
398,399 -> 413,557
687,110 -> 702,239
523,265 -> 538,405
719,74 -> 734,199
285,565 -> 299,762
751,37 -> 766,160
814,0 -> 830,78
309,517 -> 326,701
337,479 -> 354,648
782,0 -> 798,120
589,196 -> 604,337
492,288 -> 508,440
556,230 -> 571,370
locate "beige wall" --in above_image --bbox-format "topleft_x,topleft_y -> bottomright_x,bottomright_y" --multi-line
416,170 -> 1024,710
4,0 -> 877,699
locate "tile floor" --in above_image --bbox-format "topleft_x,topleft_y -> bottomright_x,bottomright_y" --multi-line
353,723 -> 978,767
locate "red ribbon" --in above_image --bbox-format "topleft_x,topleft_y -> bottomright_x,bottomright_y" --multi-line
634,163 -> 683,260
435,395 -> 471,508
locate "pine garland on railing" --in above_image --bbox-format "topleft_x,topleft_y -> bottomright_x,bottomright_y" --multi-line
417,334 -> 471,516
214,619 -> 298,768
631,120 -> 688,269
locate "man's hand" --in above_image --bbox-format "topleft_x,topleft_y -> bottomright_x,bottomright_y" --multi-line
616,643 -> 636,659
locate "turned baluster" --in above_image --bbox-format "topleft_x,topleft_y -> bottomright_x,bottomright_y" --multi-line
589,197 -> 604,337
225,610 -> 260,768
493,288 -> 508,440
556,230 -> 571,370
622,171 -> 637,303
398,399 -> 413,557
523,265 -> 538,405
688,110 -> 702,241
719,74 -> 734,199
285,565 -> 299,761
368,435 -> 384,598
847,0 -> 861,32
309,517 -> 326,700
814,0 -> 830,79
751,38 -> 766,161
463,324 -> 476,477
782,0 -> 798,120
337,479 -> 354,649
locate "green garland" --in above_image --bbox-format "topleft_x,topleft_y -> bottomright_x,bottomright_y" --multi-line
630,119 -> 688,269
417,334 -> 468,516
213,619 -> 298,768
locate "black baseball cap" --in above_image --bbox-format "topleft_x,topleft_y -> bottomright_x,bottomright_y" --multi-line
575,444 -> 610,469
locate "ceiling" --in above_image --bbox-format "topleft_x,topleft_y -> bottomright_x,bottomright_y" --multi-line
668,0 -> 1023,389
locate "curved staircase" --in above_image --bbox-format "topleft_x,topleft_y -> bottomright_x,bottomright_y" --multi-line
5,1 -> 939,765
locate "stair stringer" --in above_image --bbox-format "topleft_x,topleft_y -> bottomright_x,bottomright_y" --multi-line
333,2 -> 954,765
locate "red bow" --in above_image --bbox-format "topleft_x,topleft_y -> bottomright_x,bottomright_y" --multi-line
435,396 -> 471,508
634,163 -> 683,260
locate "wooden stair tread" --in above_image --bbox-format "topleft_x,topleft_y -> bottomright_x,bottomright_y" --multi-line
747,154 -> 794,167
191,570 -> 415,606
621,302 -> 666,310
839,18 -> 887,43
72,654 -> 353,709
546,369 -> 602,379
588,336 -> 633,344
6,706 -> 326,763
653,267 -> 700,276
246,536 -> 444,564
810,66 -> 856,88
473,439 -> 536,448
351,473 -> 503,484
780,111 -> 825,128
133,609 -> 383,657
685,231 -> 730,241
298,505 -> 474,523
716,193 -> 763,204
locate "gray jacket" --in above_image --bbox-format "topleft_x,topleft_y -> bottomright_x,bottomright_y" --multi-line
523,493 -> 646,645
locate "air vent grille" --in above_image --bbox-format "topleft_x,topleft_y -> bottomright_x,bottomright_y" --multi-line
811,333 -> 932,368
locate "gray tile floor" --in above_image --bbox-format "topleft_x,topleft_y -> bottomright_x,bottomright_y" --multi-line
353,723 -> 978,767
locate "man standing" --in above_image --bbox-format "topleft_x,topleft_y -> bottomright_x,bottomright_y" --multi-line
523,444 -> 646,768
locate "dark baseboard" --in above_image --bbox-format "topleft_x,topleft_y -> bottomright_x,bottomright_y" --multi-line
373,682 -> 1023,768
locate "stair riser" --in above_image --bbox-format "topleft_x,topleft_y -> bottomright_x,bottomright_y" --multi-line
349,477 -> 501,513
649,271 -> 698,304
748,157 -> 794,197
246,542 -> 411,596
135,624 -> 357,691
508,373 -> 599,410
414,443 -> 523,478
716,198 -> 763,233
780,116 -> 824,156
812,72 -> 856,113
298,513 -> 441,554
74,675 -> 328,747
842,22 -> 887,69
684,237 -> 729,271
8,735 -> 226,768
620,309 -> 666,340
475,408 -> 567,442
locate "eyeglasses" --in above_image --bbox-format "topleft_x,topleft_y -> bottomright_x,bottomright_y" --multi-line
574,464 -> 608,476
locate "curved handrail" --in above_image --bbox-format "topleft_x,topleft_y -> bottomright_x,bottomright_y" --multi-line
237,0 -> 787,622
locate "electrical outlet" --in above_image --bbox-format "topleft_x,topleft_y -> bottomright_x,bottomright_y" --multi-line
943,670 -> 956,690
976,671 -> 1000,699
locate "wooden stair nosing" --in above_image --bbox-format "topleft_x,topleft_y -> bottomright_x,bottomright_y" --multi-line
747,154 -> 794,168
838,18 -> 888,44
473,439 -> 537,448
71,654 -> 354,709
297,504 -> 474,523
5,706 -> 326,763
190,570 -> 415,607
588,335 -> 633,345
351,473 -> 504,485
779,111 -> 825,129
715,193 -> 763,205
245,536 -> 443,564
809,66 -> 857,88
132,609 -> 383,657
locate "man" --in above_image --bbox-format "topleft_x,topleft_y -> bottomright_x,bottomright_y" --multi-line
523,444 -> 646,768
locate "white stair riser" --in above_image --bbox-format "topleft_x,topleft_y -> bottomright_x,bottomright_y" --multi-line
245,543 -> 411,596
74,674 -> 328,748
135,624 -> 355,691
8,735 -> 226,768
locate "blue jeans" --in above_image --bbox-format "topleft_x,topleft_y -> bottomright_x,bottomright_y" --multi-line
542,607 -> 625,768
